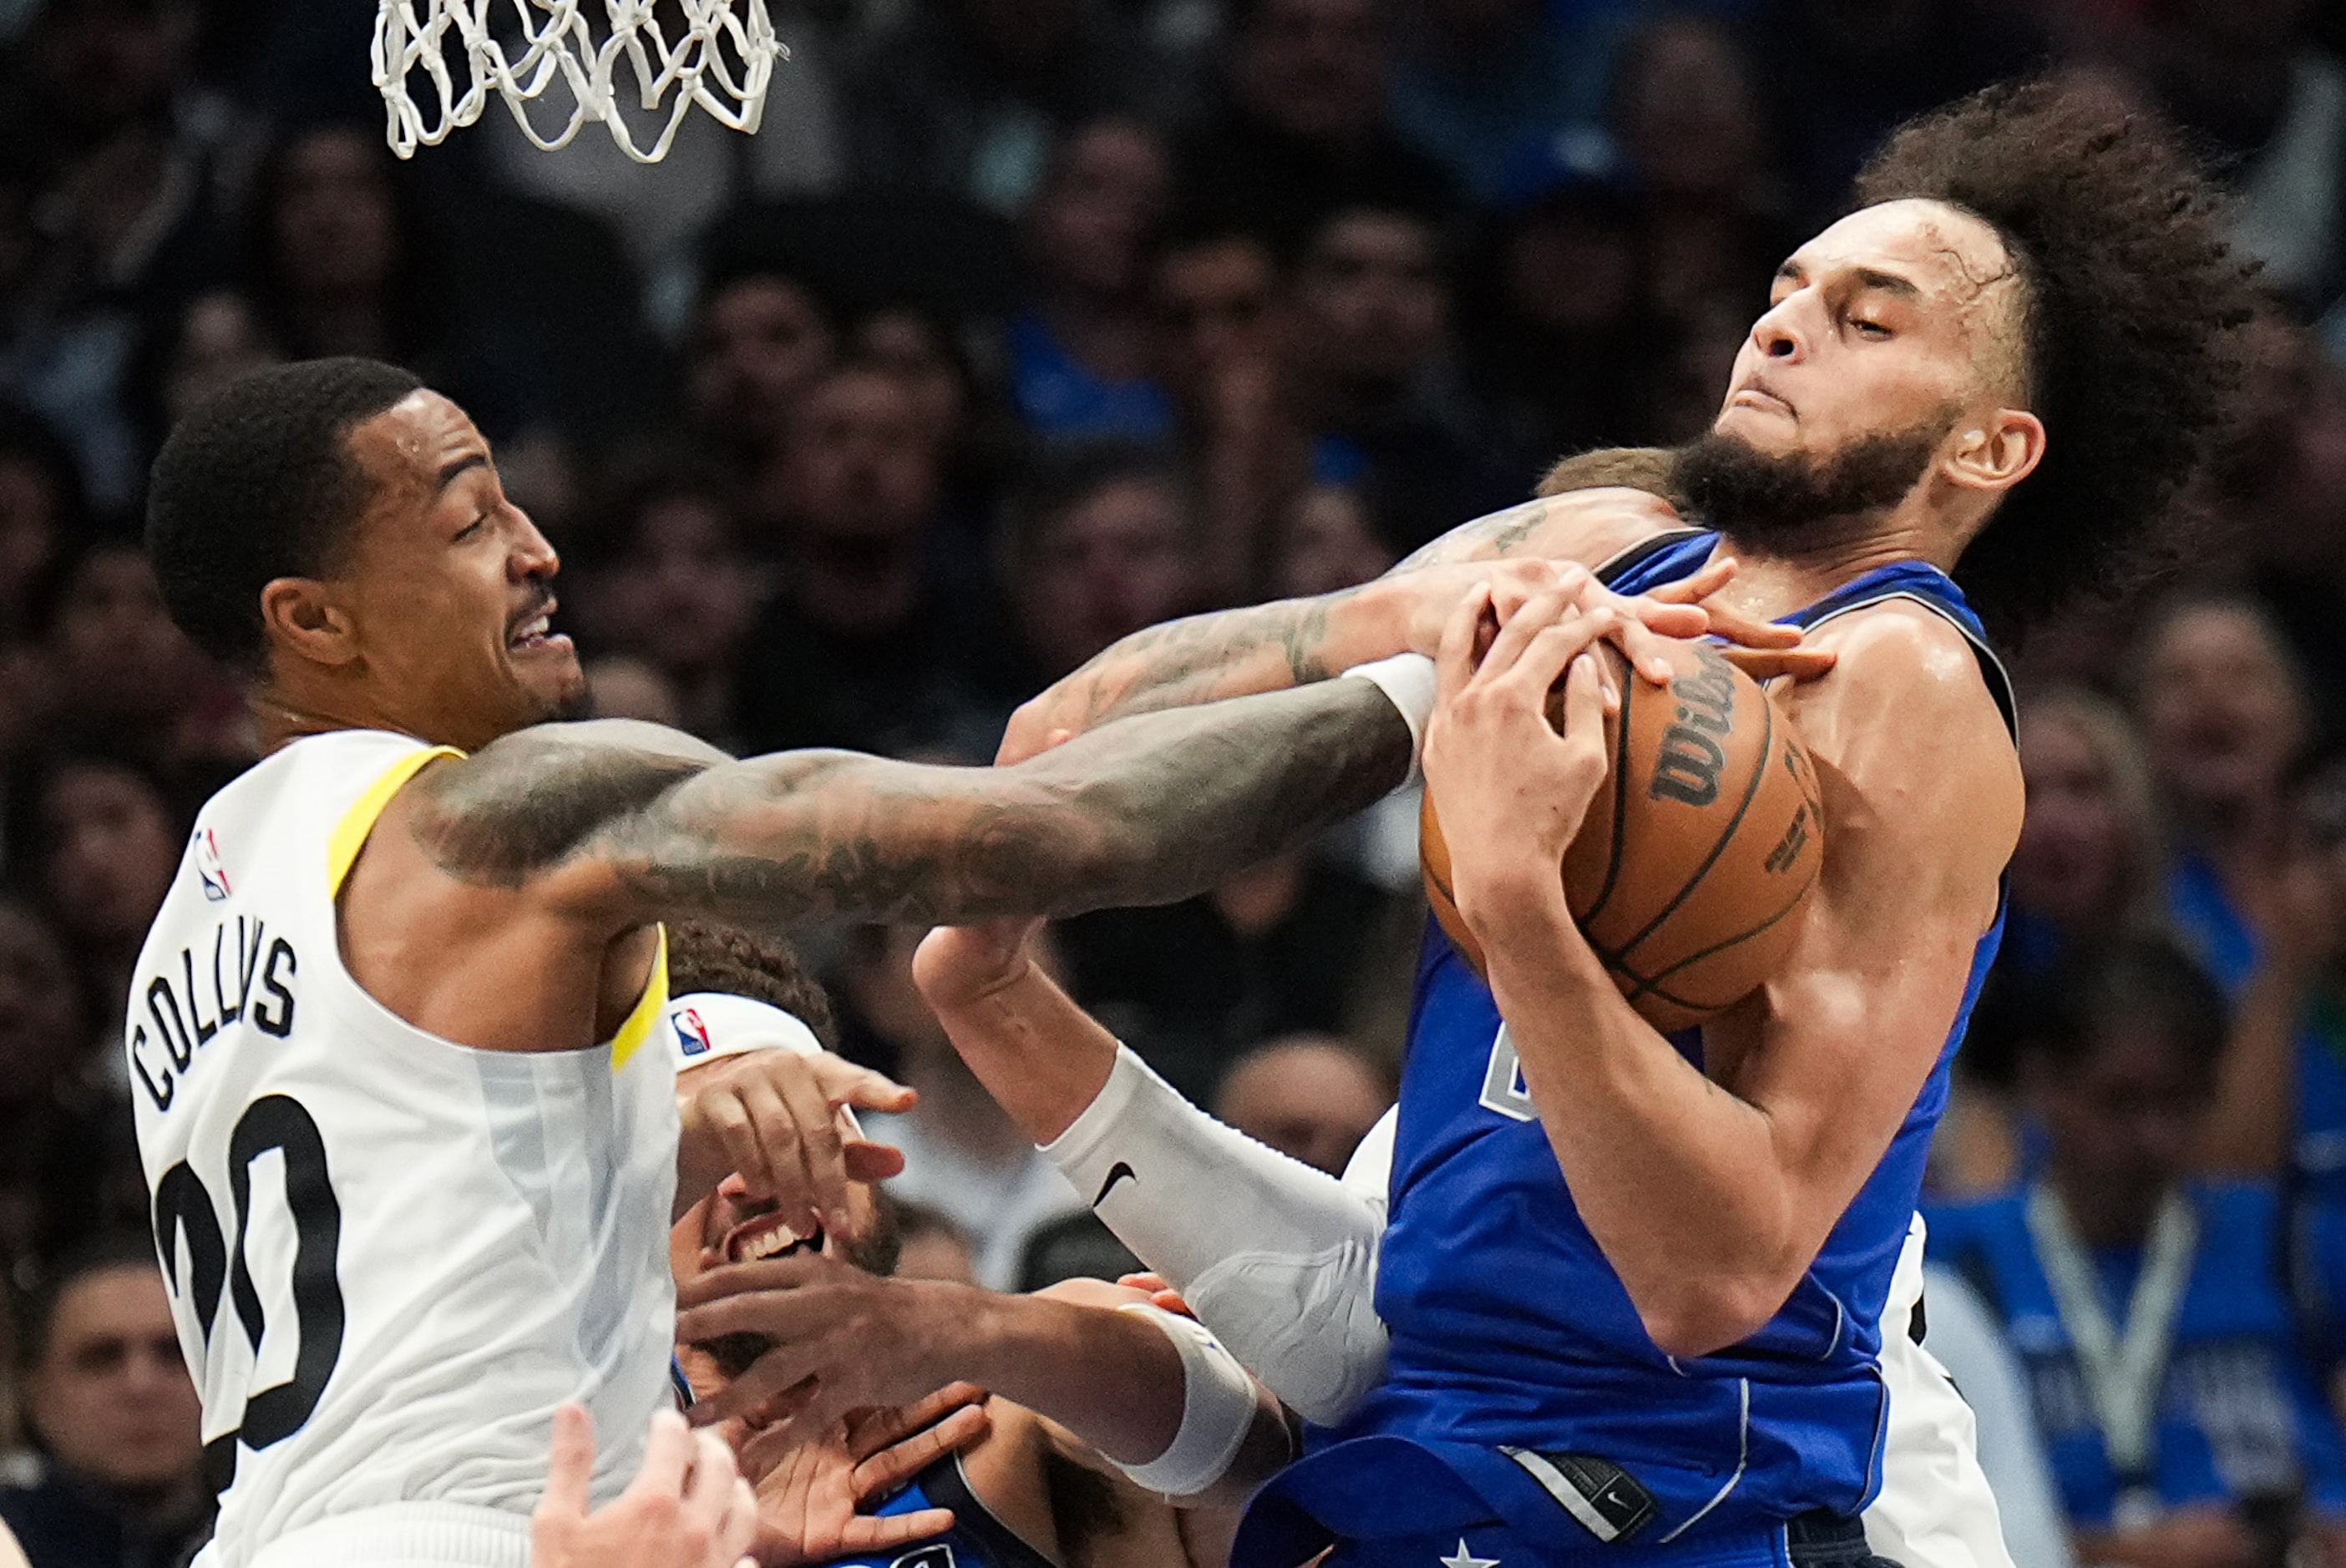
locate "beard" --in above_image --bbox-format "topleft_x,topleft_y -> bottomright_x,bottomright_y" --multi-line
1670,413 -> 1953,544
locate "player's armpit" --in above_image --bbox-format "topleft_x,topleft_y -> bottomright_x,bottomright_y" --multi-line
1482,608 -> 2019,1359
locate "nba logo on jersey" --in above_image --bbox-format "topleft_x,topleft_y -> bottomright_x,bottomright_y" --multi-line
672,1006 -> 714,1060
194,828 -> 231,903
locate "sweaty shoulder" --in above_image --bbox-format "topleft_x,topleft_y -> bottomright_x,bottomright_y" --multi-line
394,719 -> 729,891
1781,601 -> 2022,884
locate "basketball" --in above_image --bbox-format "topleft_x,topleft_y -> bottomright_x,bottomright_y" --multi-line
1421,637 -> 1825,1032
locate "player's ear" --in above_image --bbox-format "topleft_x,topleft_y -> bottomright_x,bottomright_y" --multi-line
260,577 -> 362,670
1943,408 -> 2045,498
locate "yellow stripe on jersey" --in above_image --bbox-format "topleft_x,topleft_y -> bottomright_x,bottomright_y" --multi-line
609,924 -> 669,1071
326,743 -> 667,1071
327,745 -> 465,899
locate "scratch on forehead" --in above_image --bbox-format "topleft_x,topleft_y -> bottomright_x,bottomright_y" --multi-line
1917,205 -> 2022,303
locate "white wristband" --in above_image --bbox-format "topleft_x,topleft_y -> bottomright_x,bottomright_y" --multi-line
669,992 -> 863,1136
1339,652 -> 1437,788
1112,1303 -> 1259,1495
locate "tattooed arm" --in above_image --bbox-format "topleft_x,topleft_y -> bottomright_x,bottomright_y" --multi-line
996,490 -> 1690,762
403,680 -> 1414,935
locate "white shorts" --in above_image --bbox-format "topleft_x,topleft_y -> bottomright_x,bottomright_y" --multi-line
1866,1219 -> 2017,1568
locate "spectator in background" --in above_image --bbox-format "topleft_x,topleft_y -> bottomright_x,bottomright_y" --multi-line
2136,592 -> 2313,996
119,287 -> 280,476
0,406 -> 83,638
24,534 -> 242,767
1927,938 -> 2346,1568
1746,0 -> 2050,222
1211,1032 -> 1391,1175
0,896 -> 125,1280
685,259 -> 840,503
2209,318 -> 2346,736
1279,203 -> 1520,554
11,749 -> 180,1039
849,303 -> 1001,521
1609,13 -> 1796,331
0,0 -> 236,511
1175,0 -> 1459,248
0,407 -> 85,766
1009,119 -> 1173,443
1152,223 -> 1303,595
732,361 -> 1016,758
1269,480 -> 1396,599
246,120 -> 556,441
840,0 -> 1166,213
1466,170 -> 1660,458
2138,0 -> 2346,315
1053,842 -> 1411,1100
837,925 -> 1085,1289
0,1237 -> 209,1568
2006,688 -> 2171,979
2212,755 -> 2346,1409
1935,689 -> 2170,1197
1001,443 -> 1201,690
577,466 -> 765,750
1386,0 -> 1588,205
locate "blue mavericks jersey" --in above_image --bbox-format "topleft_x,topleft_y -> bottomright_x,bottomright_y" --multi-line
1925,1181 -> 2346,1527
819,1455 -> 1054,1568
1241,532 -> 2015,1565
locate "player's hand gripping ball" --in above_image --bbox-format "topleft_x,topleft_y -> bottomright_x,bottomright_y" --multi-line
1421,603 -> 1824,1032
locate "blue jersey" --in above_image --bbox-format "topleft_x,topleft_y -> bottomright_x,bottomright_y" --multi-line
818,1454 -> 1055,1568
1925,1181 -> 2346,1526
1239,532 -> 2014,1568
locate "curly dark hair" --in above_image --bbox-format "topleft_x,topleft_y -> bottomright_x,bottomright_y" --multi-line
1851,80 -> 2261,640
663,921 -> 839,1050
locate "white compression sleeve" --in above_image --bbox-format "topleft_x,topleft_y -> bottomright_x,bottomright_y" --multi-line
1340,1106 -> 1396,1221
1039,1045 -> 1388,1426
1110,1304 -> 1262,1496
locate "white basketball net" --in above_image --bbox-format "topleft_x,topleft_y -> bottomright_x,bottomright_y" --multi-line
372,0 -> 787,164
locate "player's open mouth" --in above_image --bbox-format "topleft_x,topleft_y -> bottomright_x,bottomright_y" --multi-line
724,1211 -> 827,1264
507,604 -> 570,653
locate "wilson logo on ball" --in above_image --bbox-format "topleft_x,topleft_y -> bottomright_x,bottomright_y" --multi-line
1649,647 -> 1737,808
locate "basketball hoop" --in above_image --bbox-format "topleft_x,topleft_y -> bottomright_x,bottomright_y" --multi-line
372,0 -> 787,164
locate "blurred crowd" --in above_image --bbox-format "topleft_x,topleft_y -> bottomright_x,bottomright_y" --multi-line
10,0 -> 2346,1564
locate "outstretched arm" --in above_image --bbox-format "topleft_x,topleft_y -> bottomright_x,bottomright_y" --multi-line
403,677 -> 1415,936
676,1262 -> 1291,1508
998,489 -> 1822,762
997,498 -> 1675,760
910,921 -> 1391,1426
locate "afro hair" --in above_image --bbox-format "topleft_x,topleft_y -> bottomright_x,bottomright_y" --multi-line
1852,80 -> 2262,641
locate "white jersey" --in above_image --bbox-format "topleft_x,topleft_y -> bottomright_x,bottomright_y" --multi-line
129,730 -> 680,1568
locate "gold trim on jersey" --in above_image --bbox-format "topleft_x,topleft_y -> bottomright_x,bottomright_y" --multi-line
325,742 -> 670,1071
327,745 -> 465,898
609,924 -> 669,1070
